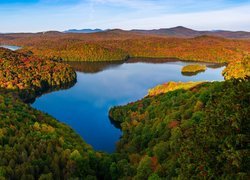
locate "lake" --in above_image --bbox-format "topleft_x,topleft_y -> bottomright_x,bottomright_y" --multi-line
32,60 -> 225,153
0,45 -> 21,51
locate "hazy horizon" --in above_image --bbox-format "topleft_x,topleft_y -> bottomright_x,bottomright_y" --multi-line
0,0 -> 250,33
1,26 -> 250,34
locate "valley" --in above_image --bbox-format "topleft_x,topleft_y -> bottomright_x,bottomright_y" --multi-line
0,28 -> 249,179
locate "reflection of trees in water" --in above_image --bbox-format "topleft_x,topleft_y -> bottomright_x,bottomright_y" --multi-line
67,58 -> 179,73
109,115 -> 122,129
181,70 -> 205,76
66,58 -> 225,74
127,58 -> 226,68
126,57 -> 180,64
206,63 -> 226,69
66,61 -> 123,73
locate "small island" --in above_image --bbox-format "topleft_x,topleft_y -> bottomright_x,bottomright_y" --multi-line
181,64 -> 207,76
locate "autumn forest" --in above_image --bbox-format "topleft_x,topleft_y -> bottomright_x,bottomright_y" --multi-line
0,28 -> 249,179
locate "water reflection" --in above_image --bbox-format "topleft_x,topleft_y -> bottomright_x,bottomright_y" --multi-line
32,60 -> 225,153
67,58 -> 225,74
206,63 -> 227,69
126,57 -> 180,64
181,70 -> 206,76
67,61 -> 123,73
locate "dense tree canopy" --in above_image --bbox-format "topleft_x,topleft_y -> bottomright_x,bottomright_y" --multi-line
109,78 -> 250,179
1,78 -> 248,179
0,33 -> 249,179
0,89 -> 101,179
0,48 -> 76,101
223,55 -> 250,80
1,31 -> 249,63
181,64 -> 207,76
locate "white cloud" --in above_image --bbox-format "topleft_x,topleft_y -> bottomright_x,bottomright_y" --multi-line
90,4 -> 250,31
0,0 -> 249,32
89,0 -> 160,9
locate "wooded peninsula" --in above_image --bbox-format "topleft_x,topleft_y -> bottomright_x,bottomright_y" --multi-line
0,30 -> 249,179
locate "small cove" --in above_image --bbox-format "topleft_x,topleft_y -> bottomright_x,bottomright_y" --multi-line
32,60 -> 225,153
0,45 -> 21,51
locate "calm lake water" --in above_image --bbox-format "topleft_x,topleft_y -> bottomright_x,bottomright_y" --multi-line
32,60 -> 225,152
0,45 -> 21,51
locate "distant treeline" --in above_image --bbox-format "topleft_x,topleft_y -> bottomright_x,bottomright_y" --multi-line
1,31 -> 249,79
1,31 -> 249,63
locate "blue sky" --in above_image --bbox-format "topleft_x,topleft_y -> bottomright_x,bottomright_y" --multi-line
0,0 -> 250,32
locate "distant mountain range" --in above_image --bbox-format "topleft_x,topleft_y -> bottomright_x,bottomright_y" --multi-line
130,26 -> 250,39
64,28 -> 103,33
1,27 -> 249,39
63,26 -> 250,39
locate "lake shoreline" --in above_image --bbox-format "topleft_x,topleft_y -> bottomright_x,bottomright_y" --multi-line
32,60 -> 225,152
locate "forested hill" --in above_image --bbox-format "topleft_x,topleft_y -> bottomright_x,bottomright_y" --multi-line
0,48 -> 100,179
109,78 -> 250,179
0,31 -> 249,62
131,26 -> 250,39
0,89 -> 101,179
0,35 -> 249,179
1,61 -> 249,179
0,47 -> 76,101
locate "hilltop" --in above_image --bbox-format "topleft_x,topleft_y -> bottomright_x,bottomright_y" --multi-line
131,26 -> 250,39
0,29 -> 249,63
62,26 -> 250,39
